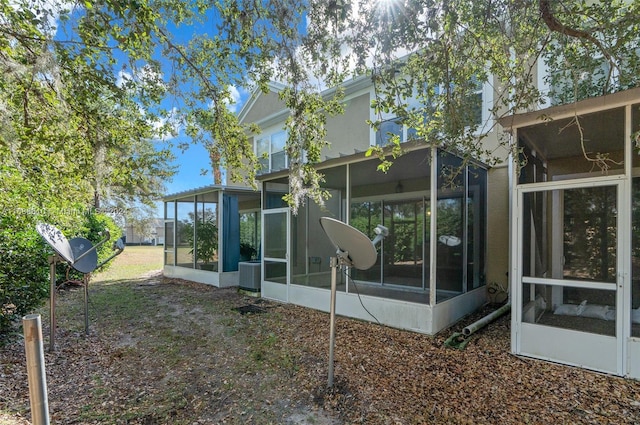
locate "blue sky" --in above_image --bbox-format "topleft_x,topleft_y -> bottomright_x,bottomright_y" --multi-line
165,142 -> 214,195
161,85 -> 251,197
111,12 -> 254,201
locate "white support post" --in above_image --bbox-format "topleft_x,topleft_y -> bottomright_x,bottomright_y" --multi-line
327,256 -> 338,388
48,256 -> 56,353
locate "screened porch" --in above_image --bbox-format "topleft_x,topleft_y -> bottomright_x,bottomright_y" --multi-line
259,147 -> 489,334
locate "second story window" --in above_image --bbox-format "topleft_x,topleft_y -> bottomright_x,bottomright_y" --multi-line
374,92 -> 424,146
466,76 -> 483,127
375,117 -> 403,146
256,130 -> 288,174
373,77 -> 489,147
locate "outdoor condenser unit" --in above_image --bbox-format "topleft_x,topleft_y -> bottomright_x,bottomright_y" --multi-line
238,261 -> 261,293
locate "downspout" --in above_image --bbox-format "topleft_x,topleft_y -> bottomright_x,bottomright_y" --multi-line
462,302 -> 511,337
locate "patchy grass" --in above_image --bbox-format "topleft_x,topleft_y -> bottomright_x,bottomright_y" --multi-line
93,245 -> 164,282
2,246 -> 640,424
0,246 -> 335,424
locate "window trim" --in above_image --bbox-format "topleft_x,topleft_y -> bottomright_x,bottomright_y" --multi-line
255,129 -> 288,174
369,76 -> 494,147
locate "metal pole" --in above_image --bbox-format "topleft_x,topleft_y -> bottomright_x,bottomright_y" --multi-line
48,256 -> 56,353
327,256 -> 338,388
23,314 -> 50,425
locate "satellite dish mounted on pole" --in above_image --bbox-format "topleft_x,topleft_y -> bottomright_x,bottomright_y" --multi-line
36,223 -> 125,352
319,217 -> 388,388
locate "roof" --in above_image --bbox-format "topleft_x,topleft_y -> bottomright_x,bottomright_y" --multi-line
499,86 -> 640,131
255,140 -> 489,184
237,74 -> 373,128
163,184 -> 259,201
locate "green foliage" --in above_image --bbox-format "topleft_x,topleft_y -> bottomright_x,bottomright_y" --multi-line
193,216 -> 218,265
0,226 -> 49,342
78,211 -> 124,272
0,160 -> 123,340
542,0 -> 640,104
182,211 -> 218,265
2,0 -> 639,215
0,206 -> 121,342
0,0 -> 174,340
1,0 -> 175,213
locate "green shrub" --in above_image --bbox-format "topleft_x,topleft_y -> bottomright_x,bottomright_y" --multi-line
78,210 -> 124,273
0,208 -> 121,343
0,224 -> 50,341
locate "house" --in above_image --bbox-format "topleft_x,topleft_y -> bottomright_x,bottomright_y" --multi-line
163,60 -> 640,378
124,218 -> 165,245
163,76 -> 511,336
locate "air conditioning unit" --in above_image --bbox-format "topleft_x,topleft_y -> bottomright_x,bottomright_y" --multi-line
239,261 -> 261,293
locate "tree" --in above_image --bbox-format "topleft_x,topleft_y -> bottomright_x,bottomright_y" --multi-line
5,1 -> 640,212
1,0 -> 637,338
0,0 -> 175,338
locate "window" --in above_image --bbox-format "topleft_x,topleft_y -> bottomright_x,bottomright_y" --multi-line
176,198 -> 195,269
542,53 -> 614,106
194,197 -> 218,271
374,87 -> 428,147
375,109 -> 427,147
373,76 -> 489,147
240,210 -> 261,261
164,201 -> 175,266
375,118 -> 403,146
466,76 -> 483,127
255,130 -> 288,173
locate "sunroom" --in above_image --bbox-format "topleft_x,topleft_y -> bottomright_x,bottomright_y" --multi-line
163,185 -> 261,287
259,146 -> 488,335
502,87 -> 640,378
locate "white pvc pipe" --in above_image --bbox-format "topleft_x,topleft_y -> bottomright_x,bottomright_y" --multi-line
462,303 -> 511,337
23,314 -> 50,425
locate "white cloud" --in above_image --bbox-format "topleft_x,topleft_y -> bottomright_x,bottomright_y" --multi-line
224,85 -> 248,113
149,106 -> 182,142
7,0 -> 73,37
116,69 -> 133,88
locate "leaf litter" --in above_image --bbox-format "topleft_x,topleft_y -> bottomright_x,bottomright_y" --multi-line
1,274 -> 639,424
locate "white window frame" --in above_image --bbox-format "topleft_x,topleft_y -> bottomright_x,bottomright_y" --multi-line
255,129 -> 288,174
369,75 -> 494,146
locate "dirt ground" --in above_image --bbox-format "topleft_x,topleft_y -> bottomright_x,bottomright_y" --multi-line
2,270 -> 640,424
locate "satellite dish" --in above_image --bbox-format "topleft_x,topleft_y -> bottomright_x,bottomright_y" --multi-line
319,217 -> 378,271
114,237 -> 125,251
36,223 -> 119,351
69,237 -> 98,273
36,223 -> 74,264
320,217 -> 389,388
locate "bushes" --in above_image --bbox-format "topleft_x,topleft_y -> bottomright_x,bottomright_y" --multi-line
0,209 -> 121,343
0,225 -> 50,341
79,210 -> 125,272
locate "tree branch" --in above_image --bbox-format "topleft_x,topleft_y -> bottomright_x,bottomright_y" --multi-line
539,0 -> 612,64
156,27 -> 222,104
